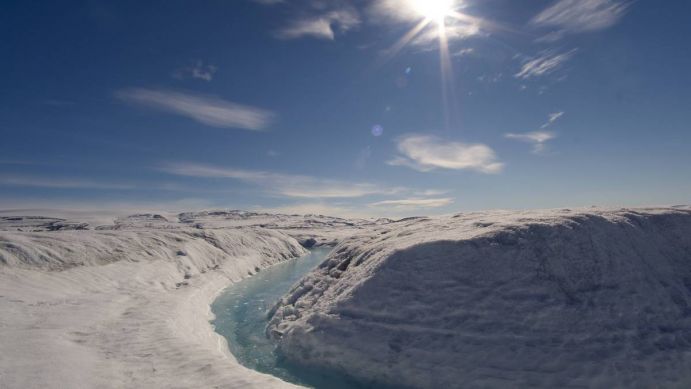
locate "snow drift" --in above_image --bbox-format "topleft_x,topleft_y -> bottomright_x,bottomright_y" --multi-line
268,208 -> 691,388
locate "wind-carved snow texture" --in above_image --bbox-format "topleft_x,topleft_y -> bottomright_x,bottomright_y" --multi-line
2,207 -> 691,388
268,208 -> 691,388
0,209 -> 380,246
0,219 -> 309,388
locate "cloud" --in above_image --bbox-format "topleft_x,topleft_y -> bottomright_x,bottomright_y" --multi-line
269,0 -> 483,43
532,0 -> 629,33
275,8 -> 360,40
369,197 -> 454,209
514,49 -> 577,79
507,112 -> 562,153
172,61 -> 218,81
368,0 -> 421,23
534,30 -> 566,43
0,175 -> 136,190
159,162 -> 402,199
116,88 -> 274,130
505,131 -> 557,154
541,111 -> 565,128
410,20 -> 481,47
0,175 -> 216,194
453,48 -> 475,57
255,0 -> 361,40
414,189 -> 449,196
388,135 -> 504,174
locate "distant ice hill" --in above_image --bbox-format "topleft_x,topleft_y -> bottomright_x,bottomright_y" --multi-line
0,209 -> 385,247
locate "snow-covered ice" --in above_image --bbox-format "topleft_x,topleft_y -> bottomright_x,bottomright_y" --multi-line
2,207 -> 691,388
268,207 -> 691,388
0,213 -> 316,388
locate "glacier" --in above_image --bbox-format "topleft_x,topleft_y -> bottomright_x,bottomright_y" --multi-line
2,207 -> 691,388
268,207 -> 691,388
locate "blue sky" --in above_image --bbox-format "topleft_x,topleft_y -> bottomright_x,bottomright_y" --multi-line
1,0 -> 690,217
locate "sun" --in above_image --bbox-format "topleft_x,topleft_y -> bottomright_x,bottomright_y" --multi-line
409,0 -> 455,25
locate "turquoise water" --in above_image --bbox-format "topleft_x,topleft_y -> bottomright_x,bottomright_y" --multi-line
210,248 -> 374,389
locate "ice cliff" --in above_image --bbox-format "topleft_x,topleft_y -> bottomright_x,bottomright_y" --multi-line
268,208 -> 691,388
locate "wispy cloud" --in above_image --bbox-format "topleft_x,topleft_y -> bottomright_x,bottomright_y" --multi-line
507,111 -> 563,153
414,189 -> 449,196
0,175 -> 214,193
116,88 -> 274,130
367,0 -> 421,23
388,135 -> 504,174
505,131 -> 557,154
254,0 -> 360,40
275,8 -> 360,40
453,48 -> 476,57
515,49 -> 577,79
159,162 -> 402,199
0,175 -> 136,190
541,111 -> 565,128
369,197 -> 454,209
172,60 -> 218,81
267,0 -> 482,43
532,0 -> 630,33
411,21 -> 481,47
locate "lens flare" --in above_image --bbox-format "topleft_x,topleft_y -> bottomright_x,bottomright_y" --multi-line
375,0 -> 505,132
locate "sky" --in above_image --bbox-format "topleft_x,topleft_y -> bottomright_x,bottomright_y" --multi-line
1,0 -> 690,218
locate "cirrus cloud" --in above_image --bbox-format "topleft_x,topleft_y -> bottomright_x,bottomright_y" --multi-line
0,175 -> 136,190
172,60 -> 218,82
276,9 -> 360,40
159,162 -> 403,199
505,131 -> 557,154
532,0 -> 630,33
116,88 -> 274,130
541,111 -> 565,128
515,49 -> 577,79
369,197 -> 454,209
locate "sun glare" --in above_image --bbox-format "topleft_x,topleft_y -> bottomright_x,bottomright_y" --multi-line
409,0 -> 455,24
380,0 -> 474,131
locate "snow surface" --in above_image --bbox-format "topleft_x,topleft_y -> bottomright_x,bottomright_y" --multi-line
268,207 -> 691,388
3,207 -> 691,388
0,221 -> 310,388
0,209 -> 380,246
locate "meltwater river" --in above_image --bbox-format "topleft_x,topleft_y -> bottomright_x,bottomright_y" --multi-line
211,247 -> 374,389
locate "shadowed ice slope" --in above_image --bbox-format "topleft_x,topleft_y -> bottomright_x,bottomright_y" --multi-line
268,208 -> 691,388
